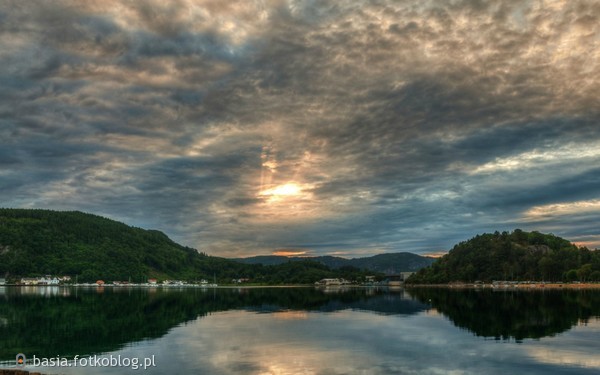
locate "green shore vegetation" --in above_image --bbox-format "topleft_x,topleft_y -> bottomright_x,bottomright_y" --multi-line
407,229 -> 600,284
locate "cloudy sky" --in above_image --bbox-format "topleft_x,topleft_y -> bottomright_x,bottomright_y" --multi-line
1,0 -> 599,257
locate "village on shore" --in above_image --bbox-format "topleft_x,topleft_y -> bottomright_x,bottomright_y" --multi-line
0,275 -> 217,288
5,274 -> 598,289
0,272 -> 419,288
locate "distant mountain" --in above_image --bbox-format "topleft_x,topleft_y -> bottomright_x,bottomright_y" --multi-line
233,255 -> 296,266
407,229 -> 600,284
233,252 -> 435,274
347,253 -> 436,274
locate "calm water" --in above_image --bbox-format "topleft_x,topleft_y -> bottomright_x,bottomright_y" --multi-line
1,286 -> 599,374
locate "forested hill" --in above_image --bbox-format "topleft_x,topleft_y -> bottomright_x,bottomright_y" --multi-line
0,209 -> 376,283
407,230 -> 600,284
0,208 -> 211,281
234,252 -> 434,273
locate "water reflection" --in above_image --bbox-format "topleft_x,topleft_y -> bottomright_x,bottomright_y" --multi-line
1,287 -> 600,374
0,285 -> 70,297
0,286 -> 423,361
407,288 -> 600,341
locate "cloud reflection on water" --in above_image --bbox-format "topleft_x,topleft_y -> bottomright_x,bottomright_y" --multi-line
35,308 -> 599,375
4,287 -> 599,375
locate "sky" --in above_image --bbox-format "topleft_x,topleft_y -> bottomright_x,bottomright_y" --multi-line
1,0 -> 599,258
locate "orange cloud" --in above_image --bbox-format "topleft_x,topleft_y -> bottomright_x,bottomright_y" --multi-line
423,251 -> 447,258
272,250 -> 311,257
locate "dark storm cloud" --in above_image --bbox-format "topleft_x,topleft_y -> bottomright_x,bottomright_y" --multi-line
476,167 -> 600,209
1,0 -> 599,256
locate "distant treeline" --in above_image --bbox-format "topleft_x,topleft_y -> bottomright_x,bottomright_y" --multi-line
407,229 -> 600,284
234,252 -> 434,274
0,209 -> 378,284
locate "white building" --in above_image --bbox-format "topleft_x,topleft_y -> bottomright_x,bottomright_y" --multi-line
21,278 -> 38,285
37,277 -> 60,285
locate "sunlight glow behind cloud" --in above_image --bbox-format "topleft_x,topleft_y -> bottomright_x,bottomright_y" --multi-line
1,0 -> 599,256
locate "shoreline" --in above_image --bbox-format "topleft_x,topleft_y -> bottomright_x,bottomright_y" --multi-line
0,284 -> 318,288
4,283 -> 600,290
405,282 -> 600,289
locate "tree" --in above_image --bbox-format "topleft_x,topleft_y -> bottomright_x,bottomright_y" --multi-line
565,269 -> 578,282
577,264 -> 593,282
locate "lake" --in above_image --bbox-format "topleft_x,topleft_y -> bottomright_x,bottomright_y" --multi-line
1,286 -> 599,374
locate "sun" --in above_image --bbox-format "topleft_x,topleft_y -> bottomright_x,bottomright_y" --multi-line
259,183 -> 308,203
264,183 -> 301,196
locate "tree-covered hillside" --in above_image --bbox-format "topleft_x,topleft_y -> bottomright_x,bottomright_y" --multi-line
0,209 -> 377,283
407,230 -> 600,284
0,209 -> 214,281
